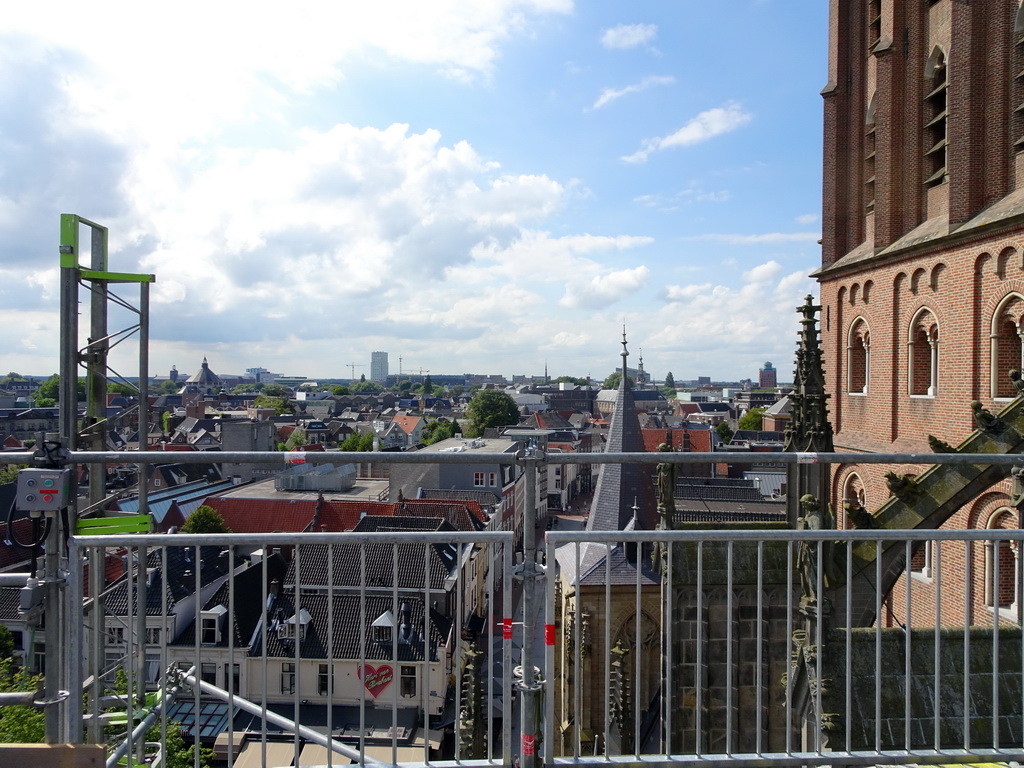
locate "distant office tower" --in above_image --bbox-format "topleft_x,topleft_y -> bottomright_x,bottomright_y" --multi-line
371,351 -> 388,383
759,361 -> 777,389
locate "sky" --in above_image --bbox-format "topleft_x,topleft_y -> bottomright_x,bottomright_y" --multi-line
0,1 -> 828,384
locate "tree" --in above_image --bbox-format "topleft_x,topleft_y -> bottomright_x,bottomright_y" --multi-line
352,380 -> 382,394
339,431 -> 375,451
0,626 -> 43,744
737,407 -> 766,431
0,657 -> 44,743
664,371 -> 676,389
422,419 -> 456,445
33,397 -> 55,408
252,394 -> 292,415
330,385 -> 351,396
553,375 -> 588,386
286,428 -> 307,449
0,626 -> 13,660
159,380 -> 180,394
715,421 -> 735,445
261,384 -> 289,398
398,380 -> 413,393
108,382 -> 136,396
422,374 -> 433,393
466,390 -> 519,437
34,374 -> 85,403
180,505 -> 231,534
602,371 -> 633,390
0,465 -> 26,485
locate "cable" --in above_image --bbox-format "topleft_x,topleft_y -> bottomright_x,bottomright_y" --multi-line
4,497 -> 51,550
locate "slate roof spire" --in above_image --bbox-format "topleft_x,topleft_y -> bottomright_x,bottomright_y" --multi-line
587,327 -> 658,532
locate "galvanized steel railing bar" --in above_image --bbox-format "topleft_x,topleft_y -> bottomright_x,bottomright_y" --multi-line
9,448 -> 1024,467
543,527 -> 1024,767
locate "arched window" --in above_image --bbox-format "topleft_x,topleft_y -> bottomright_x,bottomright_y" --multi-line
848,319 -> 870,394
990,293 -> 1024,399
924,48 -> 948,188
984,508 -> 1020,621
841,473 -> 867,528
908,308 -> 938,396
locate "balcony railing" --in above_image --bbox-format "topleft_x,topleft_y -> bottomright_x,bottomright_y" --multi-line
2,448 -> 1024,767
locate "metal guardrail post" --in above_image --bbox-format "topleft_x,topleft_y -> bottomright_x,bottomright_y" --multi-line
517,443 -> 545,768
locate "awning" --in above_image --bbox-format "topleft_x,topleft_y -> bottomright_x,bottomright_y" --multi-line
233,739 -> 297,768
298,742 -> 352,766
360,745 -> 430,763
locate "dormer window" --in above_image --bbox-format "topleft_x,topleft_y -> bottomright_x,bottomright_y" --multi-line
200,604 -> 227,645
278,608 -> 311,641
371,609 -> 395,644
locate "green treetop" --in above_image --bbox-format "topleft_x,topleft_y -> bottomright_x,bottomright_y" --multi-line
465,390 -> 520,437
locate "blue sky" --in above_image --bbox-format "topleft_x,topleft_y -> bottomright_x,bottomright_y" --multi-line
0,1 -> 827,384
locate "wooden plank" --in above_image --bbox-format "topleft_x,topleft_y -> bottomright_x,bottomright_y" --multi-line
0,744 -> 105,768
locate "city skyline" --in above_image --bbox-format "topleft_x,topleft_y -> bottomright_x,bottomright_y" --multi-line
0,2 -> 826,381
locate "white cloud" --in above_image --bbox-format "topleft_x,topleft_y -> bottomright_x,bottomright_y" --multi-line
3,1 -> 574,147
600,23 -> 657,50
742,260 -> 783,284
120,123 -> 576,335
560,265 -> 651,309
664,283 -> 713,301
686,232 -> 820,245
650,269 -> 819,361
622,102 -> 752,163
592,75 -> 675,109
795,213 -> 820,225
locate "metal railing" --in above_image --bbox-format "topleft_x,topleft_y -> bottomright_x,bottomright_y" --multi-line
2,448 -> 1024,766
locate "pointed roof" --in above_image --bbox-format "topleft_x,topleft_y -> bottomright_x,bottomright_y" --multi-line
186,357 -> 220,386
783,295 -> 835,453
586,329 -> 658,532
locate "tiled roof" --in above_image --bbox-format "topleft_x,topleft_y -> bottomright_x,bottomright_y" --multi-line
202,497 -> 485,534
104,544 -> 230,617
676,477 -> 766,502
0,586 -> 20,621
213,586 -> 452,662
556,542 -> 660,588
418,489 -> 500,510
283,536 -> 459,593
392,415 -> 421,436
640,428 -> 713,454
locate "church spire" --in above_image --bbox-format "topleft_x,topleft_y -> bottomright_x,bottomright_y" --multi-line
620,325 -> 629,385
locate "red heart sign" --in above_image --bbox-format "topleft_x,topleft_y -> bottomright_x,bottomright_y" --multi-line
359,664 -> 394,697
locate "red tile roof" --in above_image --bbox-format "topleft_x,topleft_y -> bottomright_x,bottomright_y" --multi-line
640,428 -> 712,454
392,415 -> 422,436
202,496 -> 485,533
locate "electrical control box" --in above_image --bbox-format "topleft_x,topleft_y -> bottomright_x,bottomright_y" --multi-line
16,468 -> 73,511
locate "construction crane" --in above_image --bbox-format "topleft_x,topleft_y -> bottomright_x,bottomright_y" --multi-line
347,362 -> 365,379
398,357 -> 429,377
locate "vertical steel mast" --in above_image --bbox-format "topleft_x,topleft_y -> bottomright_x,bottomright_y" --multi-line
57,214 -> 155,742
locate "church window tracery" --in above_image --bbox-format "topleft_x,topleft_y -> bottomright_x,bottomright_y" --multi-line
848,318 -> 871,394
908,308 -> 938,397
